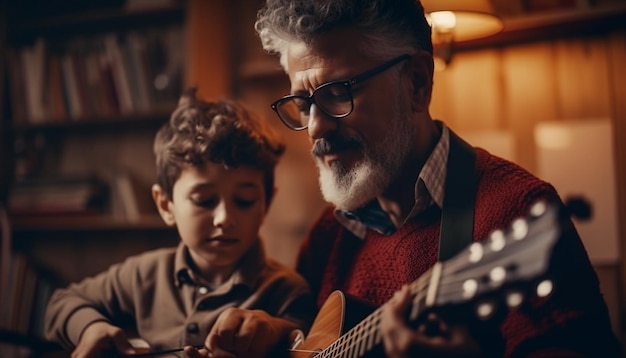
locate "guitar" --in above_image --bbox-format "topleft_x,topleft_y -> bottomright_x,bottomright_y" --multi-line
288,200 -> 562,358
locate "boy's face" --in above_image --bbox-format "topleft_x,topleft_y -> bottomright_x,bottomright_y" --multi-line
159,162 -> 268,277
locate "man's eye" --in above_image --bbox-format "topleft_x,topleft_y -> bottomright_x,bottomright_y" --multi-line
293,98 -> 310,114
235,199 -> 256,208
319,86 -> 350,102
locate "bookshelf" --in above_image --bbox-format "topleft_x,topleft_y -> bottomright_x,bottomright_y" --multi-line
11,215 -> 169,232
12,112 -> 169,133
1,0 -> 231,354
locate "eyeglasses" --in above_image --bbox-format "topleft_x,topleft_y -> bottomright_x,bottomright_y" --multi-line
270,54 -> 411,131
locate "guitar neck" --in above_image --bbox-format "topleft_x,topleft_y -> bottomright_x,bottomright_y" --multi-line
317,267 -> 437,358
307,201 -> 559,358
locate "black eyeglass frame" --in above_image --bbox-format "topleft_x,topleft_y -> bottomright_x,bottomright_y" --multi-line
270,54 -> 412,131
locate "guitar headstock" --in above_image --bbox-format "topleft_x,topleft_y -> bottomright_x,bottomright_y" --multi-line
433,200 -> 561,319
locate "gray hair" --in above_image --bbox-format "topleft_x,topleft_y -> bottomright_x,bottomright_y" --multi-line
255,0 -> 433,68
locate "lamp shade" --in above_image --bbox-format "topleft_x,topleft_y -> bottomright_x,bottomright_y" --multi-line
421,0 -> 503,42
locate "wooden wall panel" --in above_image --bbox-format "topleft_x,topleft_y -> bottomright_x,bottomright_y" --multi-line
429,66 -> 451,124
184,0 -> 232,99
501,42 -> 558,173
554,37 -> 612,119
431,50 -> 504,133
607,30 -> 626,338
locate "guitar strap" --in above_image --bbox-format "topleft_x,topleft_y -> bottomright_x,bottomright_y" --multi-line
438,129 -> 478,261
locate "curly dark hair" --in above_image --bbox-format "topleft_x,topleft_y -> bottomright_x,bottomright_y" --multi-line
154,88 -> 286,202
255,0 -> 432,66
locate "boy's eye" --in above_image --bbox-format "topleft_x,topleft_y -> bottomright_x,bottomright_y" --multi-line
235,198 -> 256,208
192,197 -> 217,208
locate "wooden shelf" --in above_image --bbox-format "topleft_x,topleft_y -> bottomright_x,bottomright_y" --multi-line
8,4 -> 184,42
12,111 -> 171,134
0,328 -> 63,357
11,214 -> 172,232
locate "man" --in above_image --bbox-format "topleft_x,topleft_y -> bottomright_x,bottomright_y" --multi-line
251,0 -> 623,357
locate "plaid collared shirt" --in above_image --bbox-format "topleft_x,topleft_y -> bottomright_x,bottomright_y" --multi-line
335,120 -> 450,239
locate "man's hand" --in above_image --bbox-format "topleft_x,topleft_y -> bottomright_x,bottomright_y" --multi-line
185,307 -> 298,358
380,285 -> 484,358
71,321 -> 136,358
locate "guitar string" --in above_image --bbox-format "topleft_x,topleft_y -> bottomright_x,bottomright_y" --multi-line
415,239 -> 552,315
318,269 -> 435,357
435,239 -> 545,299
313,239 -> 533,358
326,289 -> 432,357
317,257 -> 529,358
289,348 -> 319,353
316,250 -> 504,358
309,215 -> 550,357
329,261 -> 508,358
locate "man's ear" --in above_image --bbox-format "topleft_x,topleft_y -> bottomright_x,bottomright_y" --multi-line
407,51 -> 434,113
152,184 -> 176,226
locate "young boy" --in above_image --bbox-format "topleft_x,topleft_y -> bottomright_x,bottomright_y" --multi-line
44,89 -> 314,357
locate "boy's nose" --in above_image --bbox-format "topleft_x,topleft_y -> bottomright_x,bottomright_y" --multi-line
213,201 -> 235,229
308,104 -> 338,140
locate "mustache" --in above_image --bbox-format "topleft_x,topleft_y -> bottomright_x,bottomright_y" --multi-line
312,135 -> 364,157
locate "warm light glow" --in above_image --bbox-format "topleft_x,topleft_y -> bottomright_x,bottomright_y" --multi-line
536,125 -> 573,150
433,56 -> 448,71
428,11 -> 457,32
421,0 -> 503,67
421,0 -> 503,42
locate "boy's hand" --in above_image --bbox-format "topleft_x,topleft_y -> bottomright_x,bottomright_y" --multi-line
183,345 -> 215,358
184,338 -> 234,358
200,307 -> 297,357
71,321 -> 136,358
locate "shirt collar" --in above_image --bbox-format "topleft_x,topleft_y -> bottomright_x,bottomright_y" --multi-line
174,240 -> 267,290
335,120 -> 450,239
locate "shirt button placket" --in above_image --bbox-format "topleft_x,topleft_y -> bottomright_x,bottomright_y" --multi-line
198,286 -> 209,295
186,322 -> 200,334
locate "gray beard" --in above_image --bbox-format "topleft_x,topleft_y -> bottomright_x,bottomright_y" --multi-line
316,95 -> 414,211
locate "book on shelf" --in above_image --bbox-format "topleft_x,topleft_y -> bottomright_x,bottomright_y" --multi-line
5,49 -> 28,124
0,253 -> 60,338
8,175 -> 109,217
124,0 -> 178,12
108,170 -> 157,222
6,25 -> 183,124
45,54 -> 69,122
0,253 -> 61,358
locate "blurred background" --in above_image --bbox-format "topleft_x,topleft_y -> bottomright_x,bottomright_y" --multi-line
1,0 -> 625,355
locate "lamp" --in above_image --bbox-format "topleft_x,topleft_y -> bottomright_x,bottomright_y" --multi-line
420,0 -> 503,67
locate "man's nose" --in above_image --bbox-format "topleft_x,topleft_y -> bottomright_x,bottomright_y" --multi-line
308,104 -> 338,140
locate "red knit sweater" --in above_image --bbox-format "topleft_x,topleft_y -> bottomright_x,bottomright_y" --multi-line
297,148 -> 621,357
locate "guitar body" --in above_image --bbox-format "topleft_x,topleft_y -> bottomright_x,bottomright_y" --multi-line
290,291 -> 385,358
290,291 -> 345,358
287,201 -> 561,358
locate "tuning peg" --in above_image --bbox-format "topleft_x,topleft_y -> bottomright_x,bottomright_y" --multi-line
469,242 -> 484,262
511,218 -> 529,240
489,266 -> 506,286
463,278 -> 478,299
489,229 -> 506,251
529,200 -> 548,217
476,300 -> 496,320
506,291 -> 524,308
536,279 -> 553,298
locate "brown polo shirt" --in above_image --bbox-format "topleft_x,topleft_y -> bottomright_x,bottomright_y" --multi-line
44,240 -> 314,352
